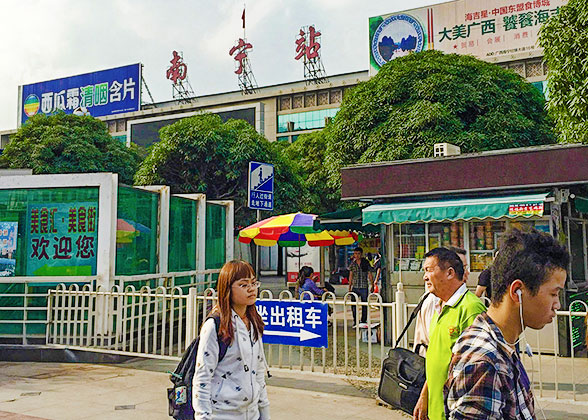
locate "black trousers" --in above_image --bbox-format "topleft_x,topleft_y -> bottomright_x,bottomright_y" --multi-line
351,287 -> 368,324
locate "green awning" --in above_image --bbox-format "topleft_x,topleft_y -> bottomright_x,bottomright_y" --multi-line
314,207 -> 380,233
575,196 -> 588,213
363,193 -> 550,225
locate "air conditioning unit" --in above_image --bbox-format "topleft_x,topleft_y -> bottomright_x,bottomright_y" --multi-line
434,143 -> 461,157
287,121 -> 295,132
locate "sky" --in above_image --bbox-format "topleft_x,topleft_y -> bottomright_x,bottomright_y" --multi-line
0,0 -> 447,131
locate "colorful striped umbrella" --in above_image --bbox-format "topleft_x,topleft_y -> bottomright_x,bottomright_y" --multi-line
238,213 -> 360,247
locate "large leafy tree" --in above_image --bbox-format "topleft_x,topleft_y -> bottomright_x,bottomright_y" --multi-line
540,0 -> 588,143
134,113 -> 302,226
324,50 -> 556,192
283,129 -> 341,214
0,112 -> 141,184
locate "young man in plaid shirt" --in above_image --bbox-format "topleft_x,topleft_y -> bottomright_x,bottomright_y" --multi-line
444,229 -> 569,419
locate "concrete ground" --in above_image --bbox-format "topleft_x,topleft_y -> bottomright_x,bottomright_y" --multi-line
0,359 -> 587,420
0,361 -> 402,420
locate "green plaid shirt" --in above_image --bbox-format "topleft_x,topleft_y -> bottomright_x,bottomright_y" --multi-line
349,258 -> 370,289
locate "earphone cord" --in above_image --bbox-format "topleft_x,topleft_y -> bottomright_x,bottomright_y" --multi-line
515,291 -> 547,420
509,297 -> 525,347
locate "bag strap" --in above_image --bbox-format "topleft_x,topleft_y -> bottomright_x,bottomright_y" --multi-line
394,293 -> 430,349
208,313 -> 229,363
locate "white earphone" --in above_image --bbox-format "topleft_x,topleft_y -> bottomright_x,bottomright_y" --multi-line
515,289 -> 533,357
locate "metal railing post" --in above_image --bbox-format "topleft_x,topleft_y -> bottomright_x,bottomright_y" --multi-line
395,282 -> 406,347
185,287 -> 198,347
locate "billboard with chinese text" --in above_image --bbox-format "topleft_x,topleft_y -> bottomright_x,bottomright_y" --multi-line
19,63 -> 141,124
26,203 -> 98,276
369,0 -> 566,75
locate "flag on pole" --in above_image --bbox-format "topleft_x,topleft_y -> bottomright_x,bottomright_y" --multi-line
242,8 -> 245,29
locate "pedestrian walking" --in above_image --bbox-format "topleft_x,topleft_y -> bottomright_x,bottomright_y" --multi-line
445,229 -> 569,419
413,247 -> 469,357
192,260 -> 270,420
413,248 -> 485,420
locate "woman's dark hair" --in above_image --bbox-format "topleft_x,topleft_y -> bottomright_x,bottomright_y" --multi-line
214,260 -> 264,344
491,229 -> 569,304
424,247 -> 464,280
298,266 -> 314,287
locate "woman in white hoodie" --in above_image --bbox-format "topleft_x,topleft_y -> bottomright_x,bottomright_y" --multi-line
193,260 -> 270,420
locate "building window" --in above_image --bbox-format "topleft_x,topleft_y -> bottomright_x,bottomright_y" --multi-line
330,89 -> 342,104
509,63 -> 525,77
116,120 -> 126,132
318,91 -> 329,106
108,121 -> 117,133
277,136 -> 290,142
304,93 -> 316,108
293,95 -> 303,109
279,96 -> 292,111
291,135 -> 299,142
526,61 -> 543,78
277,108 -> 340,133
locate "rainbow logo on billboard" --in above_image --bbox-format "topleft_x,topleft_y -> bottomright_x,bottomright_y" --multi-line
23,94 -> 40,117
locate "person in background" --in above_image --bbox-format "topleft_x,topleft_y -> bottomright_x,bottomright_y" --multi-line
373,253 -> 382,293
413,247 -> 469,357
475,267 -> 492,301
413,248 -> 485,420
348,247 -> 374,326
192,260 -> 270,420
297,266 -> 326,298
445,229 -> 569,419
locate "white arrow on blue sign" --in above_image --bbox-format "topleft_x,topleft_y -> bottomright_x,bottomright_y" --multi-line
255,300 -> 328,348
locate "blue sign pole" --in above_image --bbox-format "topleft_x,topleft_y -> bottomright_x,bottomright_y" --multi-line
255,300 -> 328,348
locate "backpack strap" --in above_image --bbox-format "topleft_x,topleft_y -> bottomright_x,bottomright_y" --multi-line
208,312 -> 229,363
394,293 -> 430,349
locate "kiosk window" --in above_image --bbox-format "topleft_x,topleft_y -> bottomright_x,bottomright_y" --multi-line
429,222 -> 464,250
469,221 -> 506,271
394,224 -> 425,271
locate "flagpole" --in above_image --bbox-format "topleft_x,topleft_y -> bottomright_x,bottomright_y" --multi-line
243,3 -> 246,39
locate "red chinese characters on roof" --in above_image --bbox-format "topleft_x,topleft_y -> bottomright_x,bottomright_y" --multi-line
166,51 -> 188,85
229,38 -> 253,75
295,26 -> 321,61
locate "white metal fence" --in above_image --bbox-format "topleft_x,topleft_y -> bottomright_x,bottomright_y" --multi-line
45,285 -> 588,404
46,270 -> 220,359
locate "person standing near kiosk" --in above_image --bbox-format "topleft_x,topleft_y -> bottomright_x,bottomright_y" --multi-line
348,247 -> 374,327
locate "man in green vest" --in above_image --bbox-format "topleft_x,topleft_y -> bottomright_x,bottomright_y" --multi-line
413,248 -> 486,420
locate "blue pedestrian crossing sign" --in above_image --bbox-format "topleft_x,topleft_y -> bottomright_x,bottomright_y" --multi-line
255,300 -> 328,348
248,161 -> 274,211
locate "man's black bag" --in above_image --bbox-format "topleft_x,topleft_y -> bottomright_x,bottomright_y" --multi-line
378,294 -> 428,415
167,313 -> 228,419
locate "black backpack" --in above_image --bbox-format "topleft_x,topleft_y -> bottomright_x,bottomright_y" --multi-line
167,313 -> 229,419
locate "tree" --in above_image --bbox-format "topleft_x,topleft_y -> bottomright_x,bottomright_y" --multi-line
324,50 -> 556,192
134,113 -> 302,226
0,112 -> 141,184
540,0 -> 588,143
283,129 -> 341,214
